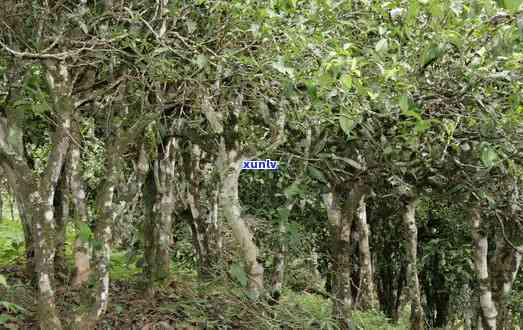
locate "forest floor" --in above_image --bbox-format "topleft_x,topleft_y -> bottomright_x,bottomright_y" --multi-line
0,218 -> 407,329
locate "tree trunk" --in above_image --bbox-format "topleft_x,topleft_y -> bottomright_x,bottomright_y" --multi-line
470,208 -> 498,330
491,237 -> 522,329
69,136 -> 91,287
401,195 -> 425,330
78,138 -> 121,329
220,152 -> 264,299
153,137 -> 177,280
184,144 -> 221,278
142,137 -> 177,286
270,202 -> 294,304
187,194 -> 213,278
355,192 -> 377,310
54,170 -> 69,282
323,187 -> 358,328
142,169 -> 158,288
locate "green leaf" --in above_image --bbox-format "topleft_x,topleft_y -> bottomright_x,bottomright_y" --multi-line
339,115 -> 356,136
399,94 -> 410,112
307,166 -> 328,183
415,119 -> 430,133
185,19 -> 197,34
284,182 -> 302,198
272,57 -> 294,78
497,0 -> 523,11
0,274 -> 7,287
78,223 -> 93,243
422,43 -> 444,68
481,146 -> 499,168
278,207 -> 290,222
407,0 -> 420,24
195,54 -> 208,69
230,263 -> 247,287
375,38 -> 389,53
340,74 -> 352,90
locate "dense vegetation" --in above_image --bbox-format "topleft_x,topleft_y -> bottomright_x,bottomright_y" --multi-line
0,0 -> 522,329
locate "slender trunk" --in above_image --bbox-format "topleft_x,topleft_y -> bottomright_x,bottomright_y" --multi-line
143,170 -> 158,288
185,144 -> 218,278
78,141 -> 120,329
470,208 -> 497,330
323,187 -> 358,328
401,195 -> 424,330
355,192 -> 377,310
270,202 -> 294,304
154,138 -> 177,280
187,193 -> 212,278
491,237 -> 522,329
69,138 -> 91,287
142,138 -> 177,286
210,190 -> 221,252
220,153 -> 263,299
54,170 -> 69,282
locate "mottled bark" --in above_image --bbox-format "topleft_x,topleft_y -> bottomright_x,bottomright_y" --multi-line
142,170 -> 158,288
69,140 -> 91,287
401,195 -> 424,330
142,137 -> 177,285
154,137 -> 177,280
54,171 -> 69,281
355,192 -> 377,310
208,189 -> 222,256
323,187 -> 359,328
220,151 -> 264,299
470,208 -> 497,330
78,138 -> 120,329
491,237 -> 522,329
186,144 -> 214,278
270,203 -> 293,304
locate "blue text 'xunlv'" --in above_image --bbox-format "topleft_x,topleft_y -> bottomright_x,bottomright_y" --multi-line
241,159 -> 279,170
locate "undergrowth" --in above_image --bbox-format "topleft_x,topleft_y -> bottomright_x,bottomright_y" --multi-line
0,218 -> 408,329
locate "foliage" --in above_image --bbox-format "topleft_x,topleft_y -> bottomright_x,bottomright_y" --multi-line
0,220 -> 24,266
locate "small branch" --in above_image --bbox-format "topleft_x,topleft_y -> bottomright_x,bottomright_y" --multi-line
0,40 -> 90,60
495,211 -> 523,255
74,76 -> 125,109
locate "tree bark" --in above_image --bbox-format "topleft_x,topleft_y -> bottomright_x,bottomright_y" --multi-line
323,187 -> 359,328
220,151 -> 264,299
54,169 -> 69,282
143,169 -> 157,286
355,192 -> 377,310
142,137 -> 177,287
491,237 -> 522,329
401,194 -> 425,330
69,139 -> 92,287
185,144 -> 215,278
77,134 -> 122,329
270,202 -> 294,304
470,208 -> 497,330
153,137 -> 177,280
